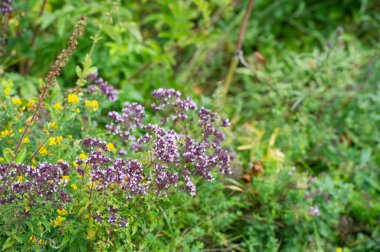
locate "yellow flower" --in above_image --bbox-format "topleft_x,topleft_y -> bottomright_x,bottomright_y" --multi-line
26,100 -> 35,110
76,108 -> 81,113
39,146 -> 48,156
336,248 -> 342,252
85,100 -> 99,112
79,153 -> 88,160
18,127 -> 24,133
17,176 -> 24,183
26,117 -> 34,126
54,103 -> 63,110
48,136 -> 63,146
62,175 -> 69,181
1,129 -> 12,138
67,94 -> 79,104
48,137 -> 56,145
23,136 -> 30,143
29,235 -> 37,243
73,161 -> 78,168
107,143 -> 116,153
4,87 -> 11,95
12,97 -> 22,105
71,184 -> 78,190
57,208 -> 68,216
0,157 -> 4,163
50,122 -> 58,130
50,216 -> 65,227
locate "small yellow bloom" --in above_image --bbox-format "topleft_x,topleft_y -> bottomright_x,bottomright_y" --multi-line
73,161 -> 78,168
17,176 -> 24,183
12,97 -> 22,105
4,87 -> 11,95
26,101 -> 35,110
0,157 -> 4,162
76,108 -> 81,113
23,136 -> 30,143
57,208 -> 68,216
71,184 -> 78,190
107,143 -> 116,153
50,216 -> 65,227
62,175 -> 69,181
48,138 -> 56,145
54,103 -> 63,110
79,153 -> 88,160
1,129 -> 12,138
39,146 -> 48,156
48,136 -> 63,146
26,117 -> 34,126
67,93 -> 79,104
50,122 -> 58,129
29,235 -> 37,243
85,100 -> 99,112
18,127 -> 24,133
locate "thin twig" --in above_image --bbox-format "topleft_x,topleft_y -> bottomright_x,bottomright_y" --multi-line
126,62 -> 152,82
222,0 -> 255,98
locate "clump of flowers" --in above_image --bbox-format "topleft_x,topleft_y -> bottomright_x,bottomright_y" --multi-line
0,161 -> 72,205
91,88 -> 232,197
59,88 -> 232,226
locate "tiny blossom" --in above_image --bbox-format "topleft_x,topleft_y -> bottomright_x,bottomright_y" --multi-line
53,103 -> 63,110
309,205 -> 320,216
87,72 -> 117,101
67,93 -> 79,104
221,117 -> 231,127
288,166 -> 296,175
12,97 -> 22,105
85,100 -> 99,112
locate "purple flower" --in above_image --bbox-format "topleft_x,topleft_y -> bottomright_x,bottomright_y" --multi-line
87,72 -> 117,101
0,0 -> 12,15
309,205 -> 320,216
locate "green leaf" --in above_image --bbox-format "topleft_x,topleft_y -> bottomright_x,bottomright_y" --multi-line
15,147 -> 27,164
24,221 -> 34,232
60,235 -> 70,247
76,66 -> 83,78
3,148 -> 14,163
41,220 -> 51,232
2,237 -> 14,250
50,83 -> 62,102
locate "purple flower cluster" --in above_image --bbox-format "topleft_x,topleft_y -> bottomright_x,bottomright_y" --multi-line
0,0 -> 12,15
100,88 -> 232,196
92,209 -> 129,227
106,103 -> 145,143
0,161 -> 72,205
87,72 -> 117,101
